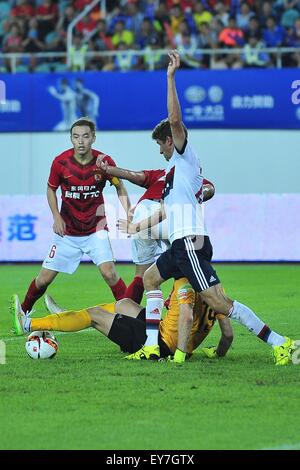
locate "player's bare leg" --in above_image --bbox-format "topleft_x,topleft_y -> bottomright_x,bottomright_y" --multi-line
36,267 -> 58,290
98,261 -> 126,300
88,306 -> 116,336
21,267 -> 58,313
114,298 -> 143,318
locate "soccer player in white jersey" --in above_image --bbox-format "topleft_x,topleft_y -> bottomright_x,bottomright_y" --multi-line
129,50 -> 295,365
96,158 -> 215,304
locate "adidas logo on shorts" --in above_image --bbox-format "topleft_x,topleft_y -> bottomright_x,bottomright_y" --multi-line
210,275 -> 216,283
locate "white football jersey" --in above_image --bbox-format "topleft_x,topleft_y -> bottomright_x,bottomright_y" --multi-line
163,140 -> 208,243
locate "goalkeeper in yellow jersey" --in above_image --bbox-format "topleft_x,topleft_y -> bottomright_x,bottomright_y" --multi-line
12,277 -> 233,361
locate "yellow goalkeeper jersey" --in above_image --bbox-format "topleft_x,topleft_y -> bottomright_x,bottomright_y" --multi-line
159,277 -> 225,354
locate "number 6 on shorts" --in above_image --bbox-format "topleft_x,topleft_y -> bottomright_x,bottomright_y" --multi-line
49,245 -> 57,259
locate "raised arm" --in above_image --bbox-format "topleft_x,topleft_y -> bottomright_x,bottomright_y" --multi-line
167,50 -> 186,153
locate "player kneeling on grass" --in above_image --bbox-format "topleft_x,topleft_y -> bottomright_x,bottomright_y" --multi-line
12,278 -> 233,361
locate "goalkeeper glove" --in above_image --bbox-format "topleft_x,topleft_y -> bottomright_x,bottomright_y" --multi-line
201,346 -> 218,358
173,348 -> 186,364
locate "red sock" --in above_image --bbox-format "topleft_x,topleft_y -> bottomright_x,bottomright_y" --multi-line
124,276 -> 144,304
110,278 -> 126,300
21,279 -> 47,312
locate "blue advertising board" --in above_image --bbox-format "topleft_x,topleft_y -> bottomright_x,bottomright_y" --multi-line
0,69 -> 299,131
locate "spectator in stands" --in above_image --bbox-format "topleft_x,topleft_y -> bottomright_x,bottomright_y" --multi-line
2,22 -> 23,53
285,16 -> 300,65
22,17 -> 44,53
142,0 -> 157,21
111,19 -> 134,48
174,19 -> 196,48
36,0 -> 58,40
57,5 -> 76,35
218,16 -> 245,46
178,32 -> 204,68
214,1 -> 230,26
259,1 -> 276,27
107,5 -> 127,34
44,25 -> 66,53
242,34 -> 271,67
124,2 -> 144,37
197,22 -> 218,49
247,16 -> 262,37
69,33 -> 88,71
193,2 -> 213,28
280,2 -> 300,28
143,36 -> 167,70
285,15 -> 300,46
135,17 -> 160,49
153,2 -> 170,37
169,4 -> 185,35
263,16 -> 286,46
75,14 -> 97,39
113,42 -> 140,71
1,0 -> 300,73
93,19 -> 114,51
11,0 -> 35,22
236,2 -> 255,31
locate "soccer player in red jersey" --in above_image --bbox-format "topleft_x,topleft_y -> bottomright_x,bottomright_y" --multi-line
97,158 -> 215,304
11,118 -> 130,317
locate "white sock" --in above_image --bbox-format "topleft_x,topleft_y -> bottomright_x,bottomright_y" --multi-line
145,290 -> 163,346
230,301 -> 286,347
229,300 -> 266,336
268,331 -> 285,347
229,300 -> 285,347
24,317 -> 31,333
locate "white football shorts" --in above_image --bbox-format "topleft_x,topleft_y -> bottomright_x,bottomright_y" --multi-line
131,199 -> 170,265
42,231 -> 115,274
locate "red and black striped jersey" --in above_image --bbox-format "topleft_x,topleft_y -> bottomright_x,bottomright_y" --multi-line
138,169 -> 166,204
48,148 -> 117,236
138,169 -> 213,205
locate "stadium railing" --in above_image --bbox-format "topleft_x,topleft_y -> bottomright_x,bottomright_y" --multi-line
0,47 -> 299,73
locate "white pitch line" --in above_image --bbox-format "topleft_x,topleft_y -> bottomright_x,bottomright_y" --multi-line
262,442 -> 300,450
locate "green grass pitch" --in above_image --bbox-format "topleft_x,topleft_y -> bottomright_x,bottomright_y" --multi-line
0,263 -> 299,450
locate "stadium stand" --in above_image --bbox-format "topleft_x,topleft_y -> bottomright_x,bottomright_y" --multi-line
1,0 -> 300,72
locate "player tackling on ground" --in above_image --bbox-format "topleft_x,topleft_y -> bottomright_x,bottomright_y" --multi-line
128,50 -> 295,366
12,276 -> 234,361
10,118 -> 130,320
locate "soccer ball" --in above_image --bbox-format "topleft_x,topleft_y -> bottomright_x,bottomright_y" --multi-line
25,331 -> 58,359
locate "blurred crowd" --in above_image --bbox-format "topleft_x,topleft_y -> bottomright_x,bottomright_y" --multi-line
1,0 -> 300,72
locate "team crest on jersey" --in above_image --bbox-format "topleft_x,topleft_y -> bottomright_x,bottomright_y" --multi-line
93,168 -> 103,181
178,289 -> 188,299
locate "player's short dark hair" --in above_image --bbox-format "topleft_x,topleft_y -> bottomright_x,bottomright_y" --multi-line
152,118 -> 188,142
70,117 -> 96,135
